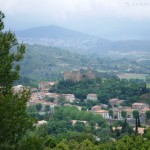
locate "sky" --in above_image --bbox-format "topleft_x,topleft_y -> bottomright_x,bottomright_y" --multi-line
0,0 -> 150,40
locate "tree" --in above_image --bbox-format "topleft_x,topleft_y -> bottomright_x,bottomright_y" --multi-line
132,110 -> 140,135
121,110 -> 127,130
36,103 -> 42,111
45,105 -> 50,112
0,11 -> 33,146
146,110 -> 150,124
59,96 -> 66,106
108,109 -> 113,130
0,13 -> 25,94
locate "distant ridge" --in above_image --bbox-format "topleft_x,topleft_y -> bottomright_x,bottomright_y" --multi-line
16,25 -> 150,55
16,25 -> 104,39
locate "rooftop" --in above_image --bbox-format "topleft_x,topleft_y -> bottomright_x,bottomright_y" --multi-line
132,103 -> 146,106
92,105 -> 101,109
87,94 -> 97,97
94,110 -> 108,113
109,98 -> 119,102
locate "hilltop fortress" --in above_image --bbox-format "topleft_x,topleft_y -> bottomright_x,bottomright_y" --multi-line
64,68 -> 95,82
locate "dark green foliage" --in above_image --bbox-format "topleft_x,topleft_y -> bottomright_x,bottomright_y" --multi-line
47,106 -> 107,142
50,78 -> 148,104
121,111 -> 127,130
121,111 -> 127,119
109,109 -> 114,119
133,110 -> 140,134
18,131 -> 43,150
36,103 -> 42,111
17,128 -> 150,150
0,15 -> 25,93
46,96 -> 55,102
146,110 -> 150,120
0,11 -> 33,147
45,105 -> 50,111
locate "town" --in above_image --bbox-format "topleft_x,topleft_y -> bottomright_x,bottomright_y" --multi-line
13,68 -> 150,135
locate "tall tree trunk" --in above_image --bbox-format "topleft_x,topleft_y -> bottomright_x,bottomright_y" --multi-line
135,118 -> 138,135
138,116 -> 140,127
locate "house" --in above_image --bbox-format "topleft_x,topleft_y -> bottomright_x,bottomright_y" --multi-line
141,108 -> 150,123
71,120 -> 87,125
132,103 -> 149,111
116,100 -> 125,106
112,126 -> 122,131
93,110 -> 109,119
12,85 -> 24,94
38,82 -> 55,92
91,105 -> 101,112
133,127 -> 145,134
63,94 -> 76,103
87,94 -> 97,101
31,88 -> 38,93
108,98 -> 125,108
31,92 -> 45,100
112,108 -> 122,120
108,98 -> 119,108
101,104 -> 108,109
124,107 -> 135,119
36,120 -> 47,127
45,93 -> 60,101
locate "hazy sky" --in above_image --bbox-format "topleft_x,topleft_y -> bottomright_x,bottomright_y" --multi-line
0,0 -> 150,40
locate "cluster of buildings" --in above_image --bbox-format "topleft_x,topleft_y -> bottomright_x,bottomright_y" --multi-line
91,98 -> 150,124
28,81 -> 100,112
14,80 -> 150,127
64,68 -> 95,82
28,79 -> 100,110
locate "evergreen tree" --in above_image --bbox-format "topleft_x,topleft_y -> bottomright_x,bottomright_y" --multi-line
121,110 -> 127,130
109,109 -> 113,130
0,11 -> 33,147
132,110 -> 140,135
145,110 -> 150,124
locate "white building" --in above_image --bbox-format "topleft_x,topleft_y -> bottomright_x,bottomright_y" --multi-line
87,94 -> 97,101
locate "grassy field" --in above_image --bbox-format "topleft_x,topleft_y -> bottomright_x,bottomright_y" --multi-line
117,73 -> 148,80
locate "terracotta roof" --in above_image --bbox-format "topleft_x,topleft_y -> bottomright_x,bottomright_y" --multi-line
94,110 -> 108,113
124,108 -> 135,112
142,108 -> 150,112
132,103 -> 145,106
117,100 -> 125,103
87,94 -> 97,97
109,98 -> 119,102
133,127 -> 145,134
92,105 -> 101,109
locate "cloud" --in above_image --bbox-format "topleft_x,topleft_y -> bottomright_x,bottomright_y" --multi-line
0,0 -> 150,40
1,0 -> 150,21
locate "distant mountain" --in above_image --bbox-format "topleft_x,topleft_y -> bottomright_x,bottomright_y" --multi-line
16,25 -> 150,55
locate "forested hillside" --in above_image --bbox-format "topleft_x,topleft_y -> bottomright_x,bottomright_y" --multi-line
14,44 -> 150,86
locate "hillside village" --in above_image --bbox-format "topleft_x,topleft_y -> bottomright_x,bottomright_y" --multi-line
1,3 -> 150,149
13,78 -> 150,134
